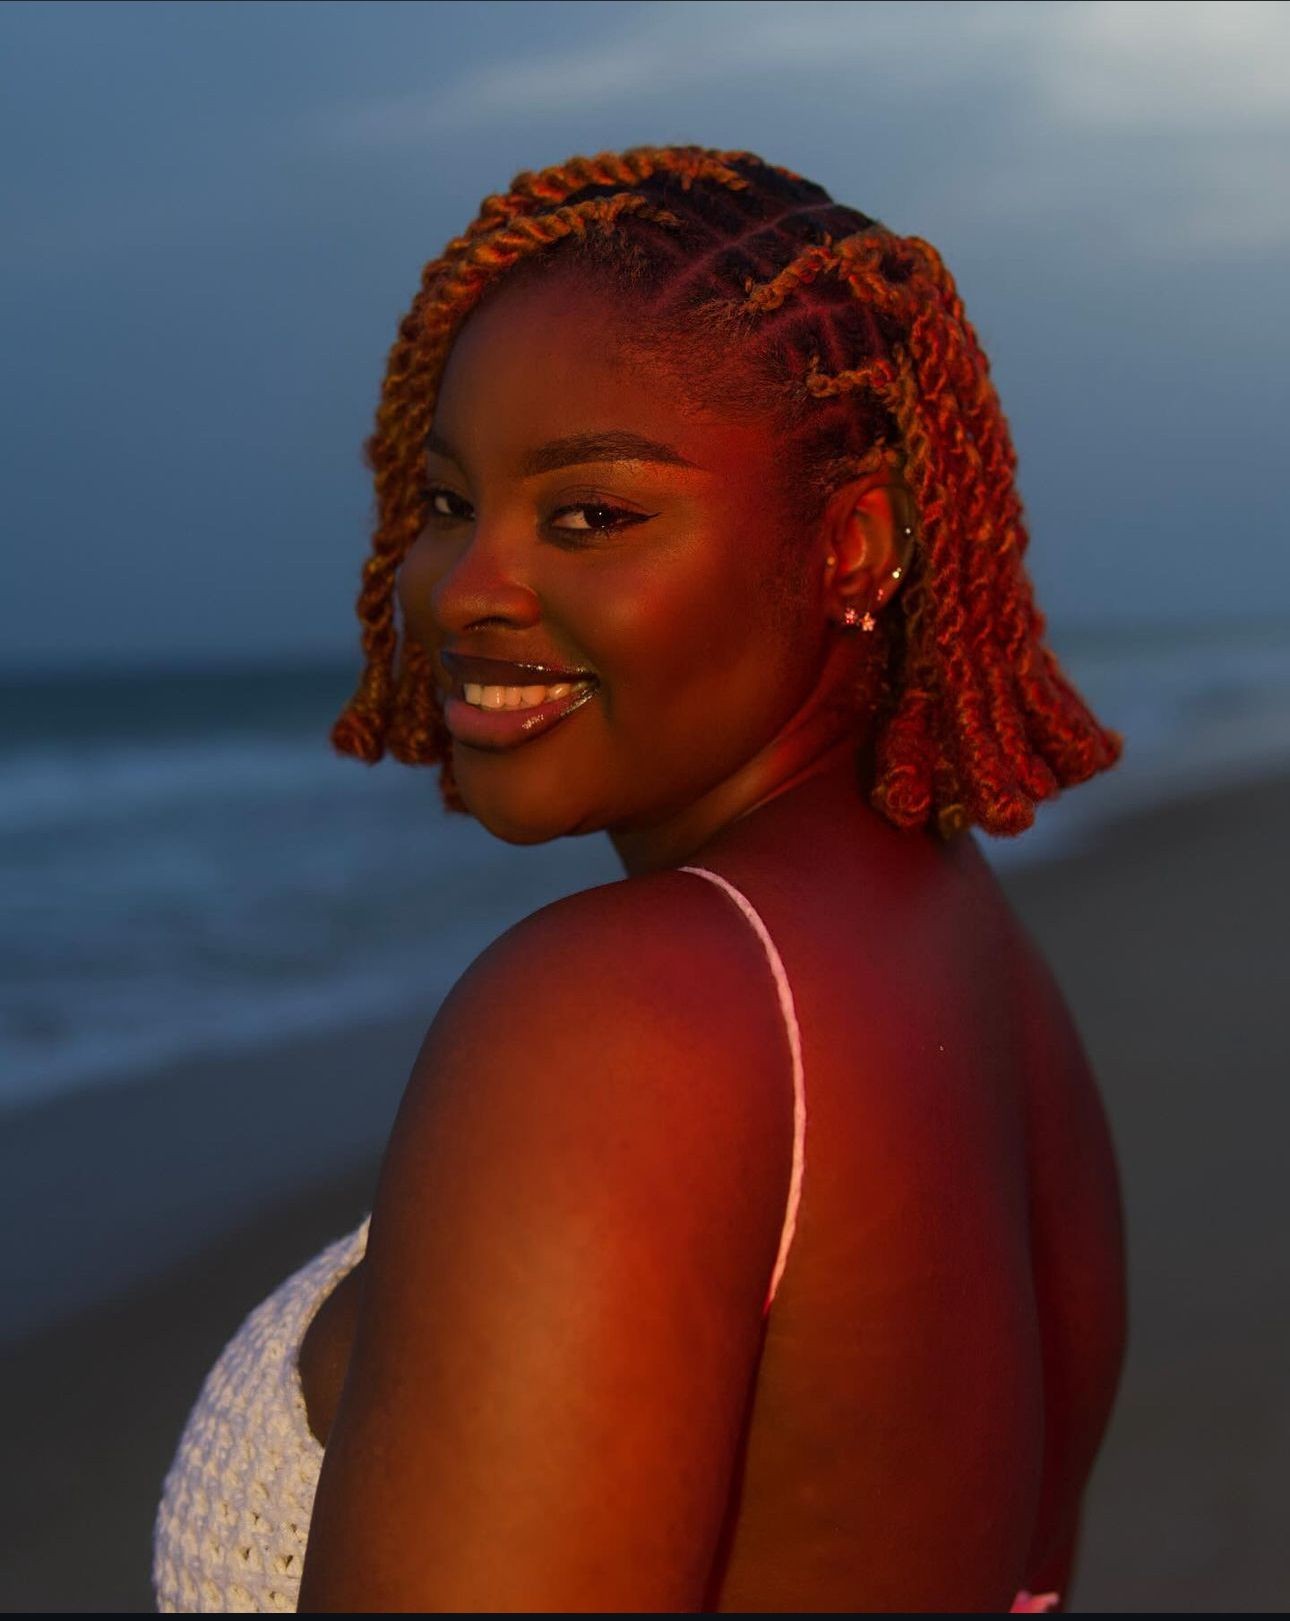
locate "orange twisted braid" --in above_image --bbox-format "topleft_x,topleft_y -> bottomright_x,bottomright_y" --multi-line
331,144 -> 1123,838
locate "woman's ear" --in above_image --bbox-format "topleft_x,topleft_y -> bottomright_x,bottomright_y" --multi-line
820,476 -> 917,628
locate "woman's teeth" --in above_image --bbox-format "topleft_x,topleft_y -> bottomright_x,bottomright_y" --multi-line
462,681 -> 587,710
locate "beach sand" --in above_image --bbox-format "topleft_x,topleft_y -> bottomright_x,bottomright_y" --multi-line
2,774 -> 1286,1612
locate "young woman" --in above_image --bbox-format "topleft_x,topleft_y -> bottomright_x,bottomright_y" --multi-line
153,145 -> 1127,1614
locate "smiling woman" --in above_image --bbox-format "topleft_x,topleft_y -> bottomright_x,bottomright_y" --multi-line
152,146 -> 1126,1613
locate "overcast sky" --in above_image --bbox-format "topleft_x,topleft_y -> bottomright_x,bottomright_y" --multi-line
3,0 -> 1288,668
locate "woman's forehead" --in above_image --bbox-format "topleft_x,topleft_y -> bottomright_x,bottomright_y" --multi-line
441,275 -> 643,400
432,272 -> 774,476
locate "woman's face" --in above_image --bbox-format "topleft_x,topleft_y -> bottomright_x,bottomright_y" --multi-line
396,268 -> 855,867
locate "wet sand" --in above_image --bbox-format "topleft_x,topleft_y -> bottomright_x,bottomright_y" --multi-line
2,773 -> 1287,1612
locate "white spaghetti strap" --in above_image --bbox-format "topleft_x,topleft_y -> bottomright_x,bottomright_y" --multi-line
677,864 -> 806,1315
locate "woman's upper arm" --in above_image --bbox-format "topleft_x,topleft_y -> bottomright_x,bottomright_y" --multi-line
297,877 -> 793,1613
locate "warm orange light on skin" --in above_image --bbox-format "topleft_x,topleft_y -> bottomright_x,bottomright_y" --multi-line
303,149 -> 1127,1618
396,268 -> 914,876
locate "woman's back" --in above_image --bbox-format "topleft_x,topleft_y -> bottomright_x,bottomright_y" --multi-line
684,765 -> 1127,1610
292,763 -> 1125,1611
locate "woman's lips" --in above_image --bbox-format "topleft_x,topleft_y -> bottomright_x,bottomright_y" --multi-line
439,650 -> 594,687
443,682 -> 599,752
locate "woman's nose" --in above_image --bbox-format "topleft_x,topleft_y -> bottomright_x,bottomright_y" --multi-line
424,523 -> 542,635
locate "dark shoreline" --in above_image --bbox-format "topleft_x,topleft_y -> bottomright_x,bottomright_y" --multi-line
3,770 -> 1288,1611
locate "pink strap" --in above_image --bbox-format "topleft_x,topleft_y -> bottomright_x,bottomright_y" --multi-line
678,865 -> 806,1315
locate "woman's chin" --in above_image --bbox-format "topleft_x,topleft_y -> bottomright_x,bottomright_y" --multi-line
476,813 -> 568,848
452,773 -> 601,846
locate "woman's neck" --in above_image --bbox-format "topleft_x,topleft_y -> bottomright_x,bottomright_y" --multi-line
610,734 -> 874,879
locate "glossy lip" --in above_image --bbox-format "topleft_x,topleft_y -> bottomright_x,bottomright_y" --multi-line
443,682 -> 599,753
439,649 -> 595,693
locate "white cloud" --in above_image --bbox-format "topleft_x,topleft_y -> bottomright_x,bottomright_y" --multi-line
309,6 -> 799,143
1036,1 -> 1290,131
11,1 -> 1287,272
312,1 -> 1290,146
296,0 -> 1290,257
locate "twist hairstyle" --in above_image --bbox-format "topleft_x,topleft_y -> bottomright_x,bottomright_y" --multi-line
331,144 -> 1123,839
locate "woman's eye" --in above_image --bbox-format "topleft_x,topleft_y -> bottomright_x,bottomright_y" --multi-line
546,501 -> 651,536
424,486 -> 470,521
421,485 -> 650,539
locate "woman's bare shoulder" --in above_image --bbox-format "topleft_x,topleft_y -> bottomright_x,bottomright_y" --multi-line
430,866 -> 795,1081
299,870 -> 802,1607
465,867 -> 766,976
379,865 -> 800,1298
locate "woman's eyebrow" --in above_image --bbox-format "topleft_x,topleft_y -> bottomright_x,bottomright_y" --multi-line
425,428 -> 703,475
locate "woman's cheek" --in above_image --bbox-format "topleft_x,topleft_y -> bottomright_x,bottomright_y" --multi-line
571,538 -> 733,695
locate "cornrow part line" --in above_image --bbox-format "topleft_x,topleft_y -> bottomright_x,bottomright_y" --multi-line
742,242 -> 842,312
700,202 -> 847,268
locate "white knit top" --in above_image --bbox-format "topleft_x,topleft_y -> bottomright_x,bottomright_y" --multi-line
151,1214 -> 371,1613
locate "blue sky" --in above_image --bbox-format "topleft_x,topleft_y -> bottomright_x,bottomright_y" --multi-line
3,0 -> 1288,667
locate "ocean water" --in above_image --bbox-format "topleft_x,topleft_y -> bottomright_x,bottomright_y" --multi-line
3,623 -> 1288,1116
